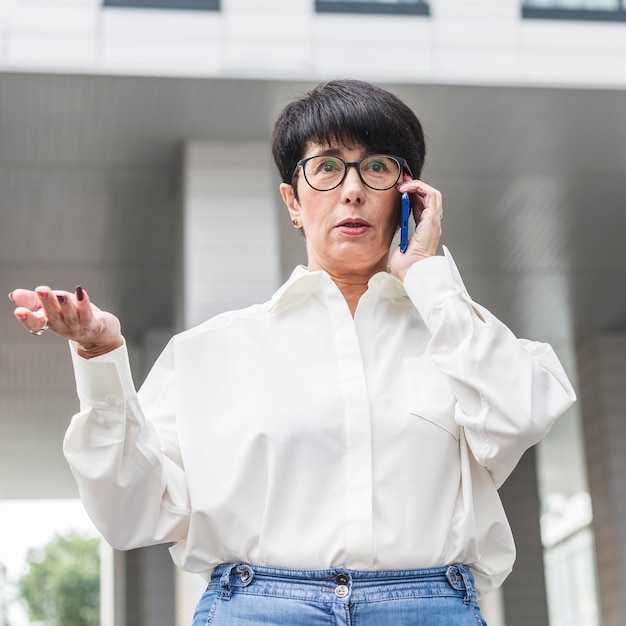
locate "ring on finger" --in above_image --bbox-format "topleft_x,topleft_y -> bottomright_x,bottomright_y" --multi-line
29,321 -> 50,336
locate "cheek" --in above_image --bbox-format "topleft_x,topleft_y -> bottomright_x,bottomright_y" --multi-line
385,195 -> 402,231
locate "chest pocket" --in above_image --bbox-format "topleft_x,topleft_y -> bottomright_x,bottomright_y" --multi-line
402,355 -> 460,440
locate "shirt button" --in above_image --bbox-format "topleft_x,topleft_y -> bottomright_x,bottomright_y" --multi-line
105,394 -> 117,405
335,584 -> 349,598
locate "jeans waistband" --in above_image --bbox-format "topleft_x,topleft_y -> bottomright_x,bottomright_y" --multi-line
210,563 -> 477,604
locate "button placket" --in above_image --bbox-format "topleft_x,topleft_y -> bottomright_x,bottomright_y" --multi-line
327,283 -> 375,566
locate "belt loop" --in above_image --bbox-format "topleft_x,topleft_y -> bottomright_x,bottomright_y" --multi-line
446,565 -> 463,591
456,564 -> 477,604
219,564 -> 239,600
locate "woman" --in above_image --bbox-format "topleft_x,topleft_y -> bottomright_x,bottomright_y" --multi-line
10,80 -> 575,625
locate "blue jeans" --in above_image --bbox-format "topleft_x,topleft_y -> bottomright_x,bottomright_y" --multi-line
192,563 -> 487,625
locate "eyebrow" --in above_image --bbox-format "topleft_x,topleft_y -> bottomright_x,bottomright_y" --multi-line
309,146 -> 368,160
311,148 -> 343,158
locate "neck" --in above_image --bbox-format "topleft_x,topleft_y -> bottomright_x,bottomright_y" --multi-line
309,260 -> 388,317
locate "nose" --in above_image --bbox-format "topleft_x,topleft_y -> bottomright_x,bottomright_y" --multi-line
341,163 -> 365,203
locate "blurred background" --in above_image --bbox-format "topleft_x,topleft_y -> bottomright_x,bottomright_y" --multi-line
1,1 -> 625,624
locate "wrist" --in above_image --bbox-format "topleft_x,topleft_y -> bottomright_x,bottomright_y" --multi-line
76,337 -> 124,359
391,253 -> 431,283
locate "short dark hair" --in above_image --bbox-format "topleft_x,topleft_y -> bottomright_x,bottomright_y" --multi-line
271,80 -> 426,185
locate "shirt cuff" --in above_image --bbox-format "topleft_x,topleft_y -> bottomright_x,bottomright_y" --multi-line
403,246 -> 471,324
69,339 -> 137,408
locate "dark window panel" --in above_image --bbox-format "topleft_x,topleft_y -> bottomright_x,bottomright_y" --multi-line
103,0 -> 220,10
316,1 -> 430,16
522,0 -> 625,22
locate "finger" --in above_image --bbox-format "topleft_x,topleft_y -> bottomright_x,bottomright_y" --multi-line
8,288 -> 44,311
14,307 -> 49,333
34,286 -> 67,329
397,184 -> 423,221
48,289 -> 79,327
397,180 -> 441,208
74,286 -> 96,328
414,191 -> 442,227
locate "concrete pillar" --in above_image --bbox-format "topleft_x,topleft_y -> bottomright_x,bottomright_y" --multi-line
500,447 -> 550,625
578,334 -> 626,626
182,140 -> 281,327
124,546 -> 175,626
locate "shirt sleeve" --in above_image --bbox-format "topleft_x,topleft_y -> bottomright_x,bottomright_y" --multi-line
63,338 -> 191,550
403,246 -> 577,487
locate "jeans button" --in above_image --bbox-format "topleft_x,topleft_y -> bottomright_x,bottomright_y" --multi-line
240,570 -> 251,583
335,573 -> 349,585
335,584 -> 349,598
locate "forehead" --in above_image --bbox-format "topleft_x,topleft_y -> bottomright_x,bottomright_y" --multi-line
302,140 -> 370,160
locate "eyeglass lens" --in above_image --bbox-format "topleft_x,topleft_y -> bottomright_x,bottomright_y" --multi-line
302,155 -> 401,191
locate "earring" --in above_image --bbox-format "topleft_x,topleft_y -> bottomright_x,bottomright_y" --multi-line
292,218 -> 301,228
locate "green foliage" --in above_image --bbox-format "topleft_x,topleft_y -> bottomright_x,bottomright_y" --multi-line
17,531 -> 100,626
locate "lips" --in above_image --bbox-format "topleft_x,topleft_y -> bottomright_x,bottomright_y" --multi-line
336,218 -> 371,228
336,218 -> 371,236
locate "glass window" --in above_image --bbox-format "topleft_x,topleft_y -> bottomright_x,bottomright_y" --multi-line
522,0 -> 625,20
103,0 -> 219,9
541,497 -> 601,626
316,0 -> 430,16
524,0 -> 618,7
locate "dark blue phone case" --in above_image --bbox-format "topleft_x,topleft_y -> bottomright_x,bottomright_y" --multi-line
400,192 -> 410,253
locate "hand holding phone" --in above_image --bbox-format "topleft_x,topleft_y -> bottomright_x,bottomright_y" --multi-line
400,192 -> 410,253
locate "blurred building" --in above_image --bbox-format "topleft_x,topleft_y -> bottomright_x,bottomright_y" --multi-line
1,1 -> 625,624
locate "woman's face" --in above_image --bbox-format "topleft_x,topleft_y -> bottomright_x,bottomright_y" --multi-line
280,142 -> 401,276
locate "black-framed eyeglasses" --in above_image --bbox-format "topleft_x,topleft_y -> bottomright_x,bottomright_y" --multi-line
293,154 -> 410,192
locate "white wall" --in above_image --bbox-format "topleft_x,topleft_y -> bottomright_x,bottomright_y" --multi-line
0,0 -> 625,88
182,141 -> 281,327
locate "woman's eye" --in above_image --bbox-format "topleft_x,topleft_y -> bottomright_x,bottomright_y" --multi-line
321,159 -> 340,172
364,159 -> 387,173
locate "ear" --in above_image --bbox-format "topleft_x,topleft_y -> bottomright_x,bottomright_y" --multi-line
280,183 -> 301,223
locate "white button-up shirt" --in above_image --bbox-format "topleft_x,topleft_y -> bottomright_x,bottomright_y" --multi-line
64,248 -> 575,597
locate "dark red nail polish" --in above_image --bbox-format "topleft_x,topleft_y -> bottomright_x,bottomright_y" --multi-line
76,286 -> 84,302
57,295 -> 66,304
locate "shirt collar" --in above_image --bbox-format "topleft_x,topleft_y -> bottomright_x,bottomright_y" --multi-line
267,266 -> 409,314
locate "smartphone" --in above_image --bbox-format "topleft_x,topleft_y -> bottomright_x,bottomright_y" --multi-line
400,192 -> 410,253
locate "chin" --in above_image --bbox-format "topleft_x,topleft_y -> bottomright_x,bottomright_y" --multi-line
341,248 -> 388,270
